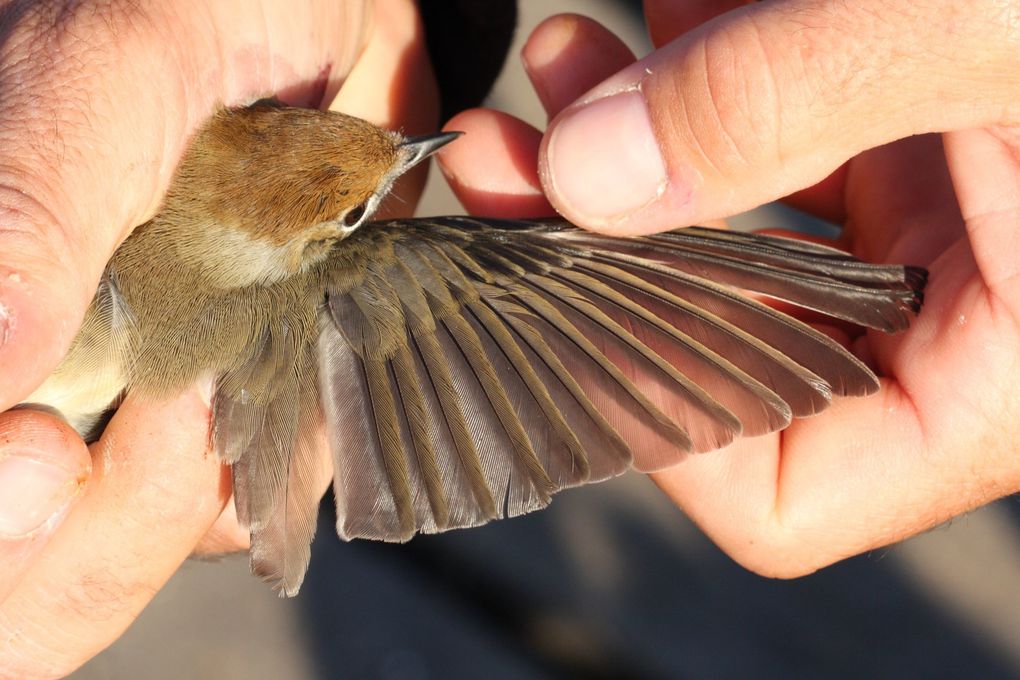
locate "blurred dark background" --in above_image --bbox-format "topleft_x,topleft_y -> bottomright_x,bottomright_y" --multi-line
73,2 -> 1020,678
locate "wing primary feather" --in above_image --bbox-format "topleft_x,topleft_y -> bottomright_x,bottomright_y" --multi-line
574,226 -> 908,283
408,326 -> 499,521
364,356 -> 416,539
465,300 -> 592,487
555,230 -> 921,331
484,296 -> 633,481
389,340 -> 450,530
504,282 -> 694,469
319,307 -> 411,541
398,246 -> 502,521
547,267 -> 792,436
570,259 -> 833,418
589,253 -> 880,396
441,312 -> 556,502
519,273 -> 742,453
650,228 -> 869,266
430,319 -> 549,516
383,258 -> 454,528
649,227 -> 915,283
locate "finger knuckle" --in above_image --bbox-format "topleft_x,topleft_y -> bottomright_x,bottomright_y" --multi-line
648,19 -> 789,180
0,184 -> 85,290
708,523 -> 817,578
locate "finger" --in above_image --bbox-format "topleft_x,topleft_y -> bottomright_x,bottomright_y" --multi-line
943,126 -> 1020,300
193,496 -> 250,557
782,165 -> 849,226
843,134 -> 962,266
522,13 -> 636,118
653,371 -> 1020,578
0,384 -> 227,678
437,108 -> 553,217
0,410 -> 90,603
643,0 -> 750,47
334,0 -> 439,220
0,2 -> 369,409
644,0 -> 850,224
539,0 -> 1020,234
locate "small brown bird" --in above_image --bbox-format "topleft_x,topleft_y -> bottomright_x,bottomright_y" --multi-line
22,99 -> 925,596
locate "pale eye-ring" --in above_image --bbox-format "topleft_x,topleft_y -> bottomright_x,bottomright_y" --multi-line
343,202 -> 367,227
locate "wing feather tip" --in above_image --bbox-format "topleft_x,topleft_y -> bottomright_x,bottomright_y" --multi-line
335,518 -> 416,544
250,555 -> 307,599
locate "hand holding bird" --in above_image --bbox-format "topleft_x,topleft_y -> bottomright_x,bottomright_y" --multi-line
21,100 -> 924,596
1,2 -> 1019,678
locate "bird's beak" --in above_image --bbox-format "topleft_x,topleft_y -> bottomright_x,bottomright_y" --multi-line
397,131 -> 463,172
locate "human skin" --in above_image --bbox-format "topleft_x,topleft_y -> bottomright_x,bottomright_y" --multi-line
437,0 -> 1020,582
3,0 -> 1020,676
0,0 -> 437,677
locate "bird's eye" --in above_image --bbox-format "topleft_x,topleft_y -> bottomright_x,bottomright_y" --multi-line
343,203 -> 367,227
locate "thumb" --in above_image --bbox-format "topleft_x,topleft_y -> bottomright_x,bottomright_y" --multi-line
538,0 -> 1019,234
0,5 -> 190,409
0,409 -> 90,603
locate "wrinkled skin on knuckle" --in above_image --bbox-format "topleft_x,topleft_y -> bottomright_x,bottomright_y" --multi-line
0,190 -> 81,276
0,0 -> 157,117
643,19 -> 785,183
0,0 -> 171,235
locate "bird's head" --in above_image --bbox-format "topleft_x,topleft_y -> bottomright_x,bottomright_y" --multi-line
157,100 -> 459,287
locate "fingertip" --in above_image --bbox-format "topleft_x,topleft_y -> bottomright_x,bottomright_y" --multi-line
0,408 -> 89,599
522,13 -> 636,118
0,408 -> 91,538
540,89 -> 695,235
438,109 -> 554,218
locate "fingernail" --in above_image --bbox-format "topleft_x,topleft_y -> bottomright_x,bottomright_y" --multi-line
546,90 -> 668,225
197,374 -> 215,410
0,452 -> 81,538
0,299 -> 10,346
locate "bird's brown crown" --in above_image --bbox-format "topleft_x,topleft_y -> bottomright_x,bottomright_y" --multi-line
163,100 -> 401,247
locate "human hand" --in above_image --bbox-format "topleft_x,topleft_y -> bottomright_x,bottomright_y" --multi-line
437,2 -> 1020,577
0,1 -> 436,677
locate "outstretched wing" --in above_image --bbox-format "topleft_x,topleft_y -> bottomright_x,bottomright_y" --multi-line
315,217 -> 924,547
214,217 -> 923,595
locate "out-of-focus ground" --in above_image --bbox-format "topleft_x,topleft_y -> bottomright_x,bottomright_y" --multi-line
74,2 -> 1020,678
